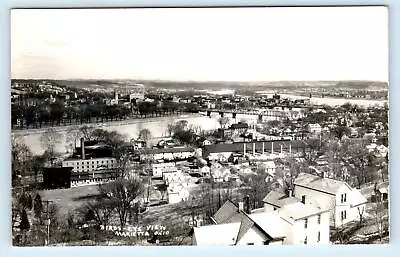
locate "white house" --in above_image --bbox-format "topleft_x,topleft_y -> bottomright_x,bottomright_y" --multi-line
307,124 -> 322,134
151,162 -> 177,178
263,161 -> 276,177
262,190 -> 330,245
168,184 -> 190,204
293,172 -> 367,228
277,202 -> 330,245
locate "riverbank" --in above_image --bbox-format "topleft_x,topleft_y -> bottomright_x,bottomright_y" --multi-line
12,113 -> 203,136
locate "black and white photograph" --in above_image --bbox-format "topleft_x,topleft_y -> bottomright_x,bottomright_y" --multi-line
10,6 -> 389,246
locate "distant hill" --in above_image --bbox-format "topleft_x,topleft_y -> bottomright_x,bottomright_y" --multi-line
11,79 -> 388,91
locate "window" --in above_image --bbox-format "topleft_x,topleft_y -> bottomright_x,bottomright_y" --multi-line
304,218 -> 308,229
341,193 -> 347,203
317,231 -> 321,242
341,210 -> 347,221
302,195 -> 306,203
317,214 -> 321,224
304,237 -> 308,245
247,243 -> 254,245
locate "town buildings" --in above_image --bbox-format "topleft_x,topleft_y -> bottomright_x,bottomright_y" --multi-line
61,138 -> 119,187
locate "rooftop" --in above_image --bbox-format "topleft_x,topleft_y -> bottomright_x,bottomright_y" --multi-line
213,200 -> 245,224
278,202 -> 327,222
262,190 -> 300,208
140,147 -> 195,155
203,140 -> 307,154
294,172 -> 351,195
193,222 -> 240,246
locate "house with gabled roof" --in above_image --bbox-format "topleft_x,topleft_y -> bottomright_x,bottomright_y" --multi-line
262,190 -> 331,245
192,203 -> 286,246
193,197 -> 330,246
293,172 -> 367,228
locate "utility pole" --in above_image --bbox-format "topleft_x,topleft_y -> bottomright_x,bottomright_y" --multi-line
42,200 -> 53,246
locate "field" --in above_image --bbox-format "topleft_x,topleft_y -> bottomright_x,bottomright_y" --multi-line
40,185 -> 100,219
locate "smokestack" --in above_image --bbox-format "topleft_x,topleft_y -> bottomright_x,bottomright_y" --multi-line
80,138 -> 85,160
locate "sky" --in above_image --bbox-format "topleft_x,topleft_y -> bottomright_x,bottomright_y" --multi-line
11,7 -> 389,82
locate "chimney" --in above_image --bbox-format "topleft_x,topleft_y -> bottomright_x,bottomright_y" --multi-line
80,138 -> 85,160
238,201 -> 244,212
244,195 -> 250,214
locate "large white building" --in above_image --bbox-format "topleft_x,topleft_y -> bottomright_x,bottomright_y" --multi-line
62,157 -> 117,173
293,172 -> 367,228
262,191 -> 330,245
193,197 -> 329,246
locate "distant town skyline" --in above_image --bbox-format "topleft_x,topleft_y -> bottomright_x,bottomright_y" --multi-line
11,7 -> 388,82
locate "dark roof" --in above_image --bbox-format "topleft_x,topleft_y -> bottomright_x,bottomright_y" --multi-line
262,191 -> 301,208
140,147 -> 195,155
263,191 -> 285,205
230,123 -> 249,130
203,140 -> 307,154
213,200 -> 246,224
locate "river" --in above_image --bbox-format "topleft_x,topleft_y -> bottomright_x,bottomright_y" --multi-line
12,95 -> 387,155
12,114 -> 222,155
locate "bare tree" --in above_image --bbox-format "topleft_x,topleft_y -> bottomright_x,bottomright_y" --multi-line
79,199 -> 115,228
99,177 -> 144,228
11,135 -> 33,186
40,127 -> 61,155
79,125 -> 95,141
65,125 -> 81,153
357,205 -> 366,225
166,123 -> 175,137
372,201 -> 387,241
218,117 -> 231,129
138,128 -> 152,145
